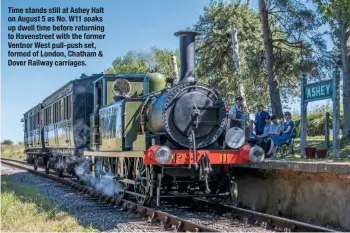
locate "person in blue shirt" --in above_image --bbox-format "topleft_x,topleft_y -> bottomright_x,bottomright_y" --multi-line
227,96 -> 245,130
256,116 -> 271,144
253,104 -> 270,135
267,112 -> 295,158
260,115 -> 281,154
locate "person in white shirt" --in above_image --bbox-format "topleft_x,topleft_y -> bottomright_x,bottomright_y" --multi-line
226,96 -> 245,130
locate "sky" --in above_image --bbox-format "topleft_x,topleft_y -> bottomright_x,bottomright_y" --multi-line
1,0 -> 332,143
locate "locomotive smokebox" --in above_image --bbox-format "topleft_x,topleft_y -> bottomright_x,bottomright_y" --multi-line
144,29 -> 227,149
174,30 -> 200,83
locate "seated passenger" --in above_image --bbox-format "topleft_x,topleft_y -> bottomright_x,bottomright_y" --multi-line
267,112 -> 295,158
261,115 -> 280,154
256,116 -> 271,144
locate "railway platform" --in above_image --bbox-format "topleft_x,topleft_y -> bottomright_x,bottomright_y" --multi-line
231,159 -> 350,231
234,158 -> 350,174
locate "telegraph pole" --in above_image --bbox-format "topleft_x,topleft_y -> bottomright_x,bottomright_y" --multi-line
171,55 -> 179,83
231,26 -> 244,98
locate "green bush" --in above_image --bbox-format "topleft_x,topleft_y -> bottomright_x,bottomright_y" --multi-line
292,104 -> 344,137
1,139 -> 13,146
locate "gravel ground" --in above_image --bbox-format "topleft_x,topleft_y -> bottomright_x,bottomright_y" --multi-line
1,163 -> 274,232
159,206 -> 274,232
1,164 -> 166,232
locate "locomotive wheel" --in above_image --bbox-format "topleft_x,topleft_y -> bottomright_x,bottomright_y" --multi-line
57,156 -> 64,177
45,165 -> 50,174
133,158 -> 151,205
44,156 -> 50,174
116,157 -> 130,198
33,155 -> 38,171
94,158 -> 103,178
74,164 -> 81,182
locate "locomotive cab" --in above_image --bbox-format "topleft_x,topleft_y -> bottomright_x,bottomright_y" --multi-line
89,74 -> 147,152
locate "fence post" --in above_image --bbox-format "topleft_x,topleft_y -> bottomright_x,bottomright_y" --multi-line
332,65 -> 341,158
300,74 -> 308,158
325,112 -> 330,150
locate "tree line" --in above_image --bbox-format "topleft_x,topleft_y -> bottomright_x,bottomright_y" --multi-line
105,0 -> 349,138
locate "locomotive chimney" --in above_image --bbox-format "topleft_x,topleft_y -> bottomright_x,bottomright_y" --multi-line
174,30 -> 200,83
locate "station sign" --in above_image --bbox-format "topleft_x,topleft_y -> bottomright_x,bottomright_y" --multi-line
303,79 -> 333,102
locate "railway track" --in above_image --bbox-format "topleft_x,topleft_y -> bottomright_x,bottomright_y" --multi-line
1,158 -> 337,232
0,158 -> 217,232
191,198 -> 337,232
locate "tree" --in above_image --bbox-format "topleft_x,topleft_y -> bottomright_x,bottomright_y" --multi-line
194,1 -> 269,108
313,0 -> 350,137
152,47 -> 180,78
105,48 -> 180,78
258,0 -> 330,117
194,0 -> 309,110
1,140 -> 13,146
259,0 -> 283,117
105,51 -> 150,74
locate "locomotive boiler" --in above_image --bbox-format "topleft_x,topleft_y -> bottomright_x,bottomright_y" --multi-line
143,31 -> 227,150
22,29 -> 265,206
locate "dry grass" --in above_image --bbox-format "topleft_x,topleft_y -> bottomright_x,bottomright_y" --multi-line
1,144 -> 26,161
279,136 -> 350,162
1,175 -> 96,232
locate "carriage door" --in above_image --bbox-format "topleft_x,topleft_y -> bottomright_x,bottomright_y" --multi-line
91,81 -> 102,148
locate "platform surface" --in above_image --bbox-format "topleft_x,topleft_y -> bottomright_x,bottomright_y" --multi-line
233,159 -> 350,174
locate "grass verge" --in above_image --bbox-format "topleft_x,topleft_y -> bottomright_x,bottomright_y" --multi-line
1,174 -> 96,232
1,144 -> 26,161
278,136 -> 350,162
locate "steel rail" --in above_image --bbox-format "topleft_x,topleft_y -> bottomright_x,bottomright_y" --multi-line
1,158 -> 218,232
193,198 -> 337,232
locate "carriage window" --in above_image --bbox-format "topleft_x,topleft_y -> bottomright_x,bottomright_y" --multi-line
63,97 -> 67,120
46,108 -> 49,125
37,112 -> 39,128
66,96 -> 69,119
67,94 -> 72,119
61,99 -> 64,120
53,103 -> 56,123
28,116 -> 31,131
50,105 -> 53,124
58,100 -> 62,122
56,102 -> 58,122
55,102 -> 58,122
29,115 -> 32,131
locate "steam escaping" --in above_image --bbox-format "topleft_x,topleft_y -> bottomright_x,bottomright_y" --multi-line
138,49 -> 156,72
73,120 -> 90,155
74,159 -> 122,197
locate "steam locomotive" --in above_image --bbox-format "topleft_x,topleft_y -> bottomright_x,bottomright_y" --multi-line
22,30 -> 265,205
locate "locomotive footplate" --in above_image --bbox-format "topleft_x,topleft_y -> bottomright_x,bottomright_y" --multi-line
143,145 -> 252,165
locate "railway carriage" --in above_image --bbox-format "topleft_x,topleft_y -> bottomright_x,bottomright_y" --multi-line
22,29 -> 265,206
22,103 -> 44,164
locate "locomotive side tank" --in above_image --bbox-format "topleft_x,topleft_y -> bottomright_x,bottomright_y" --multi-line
144,30 -> 227,149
